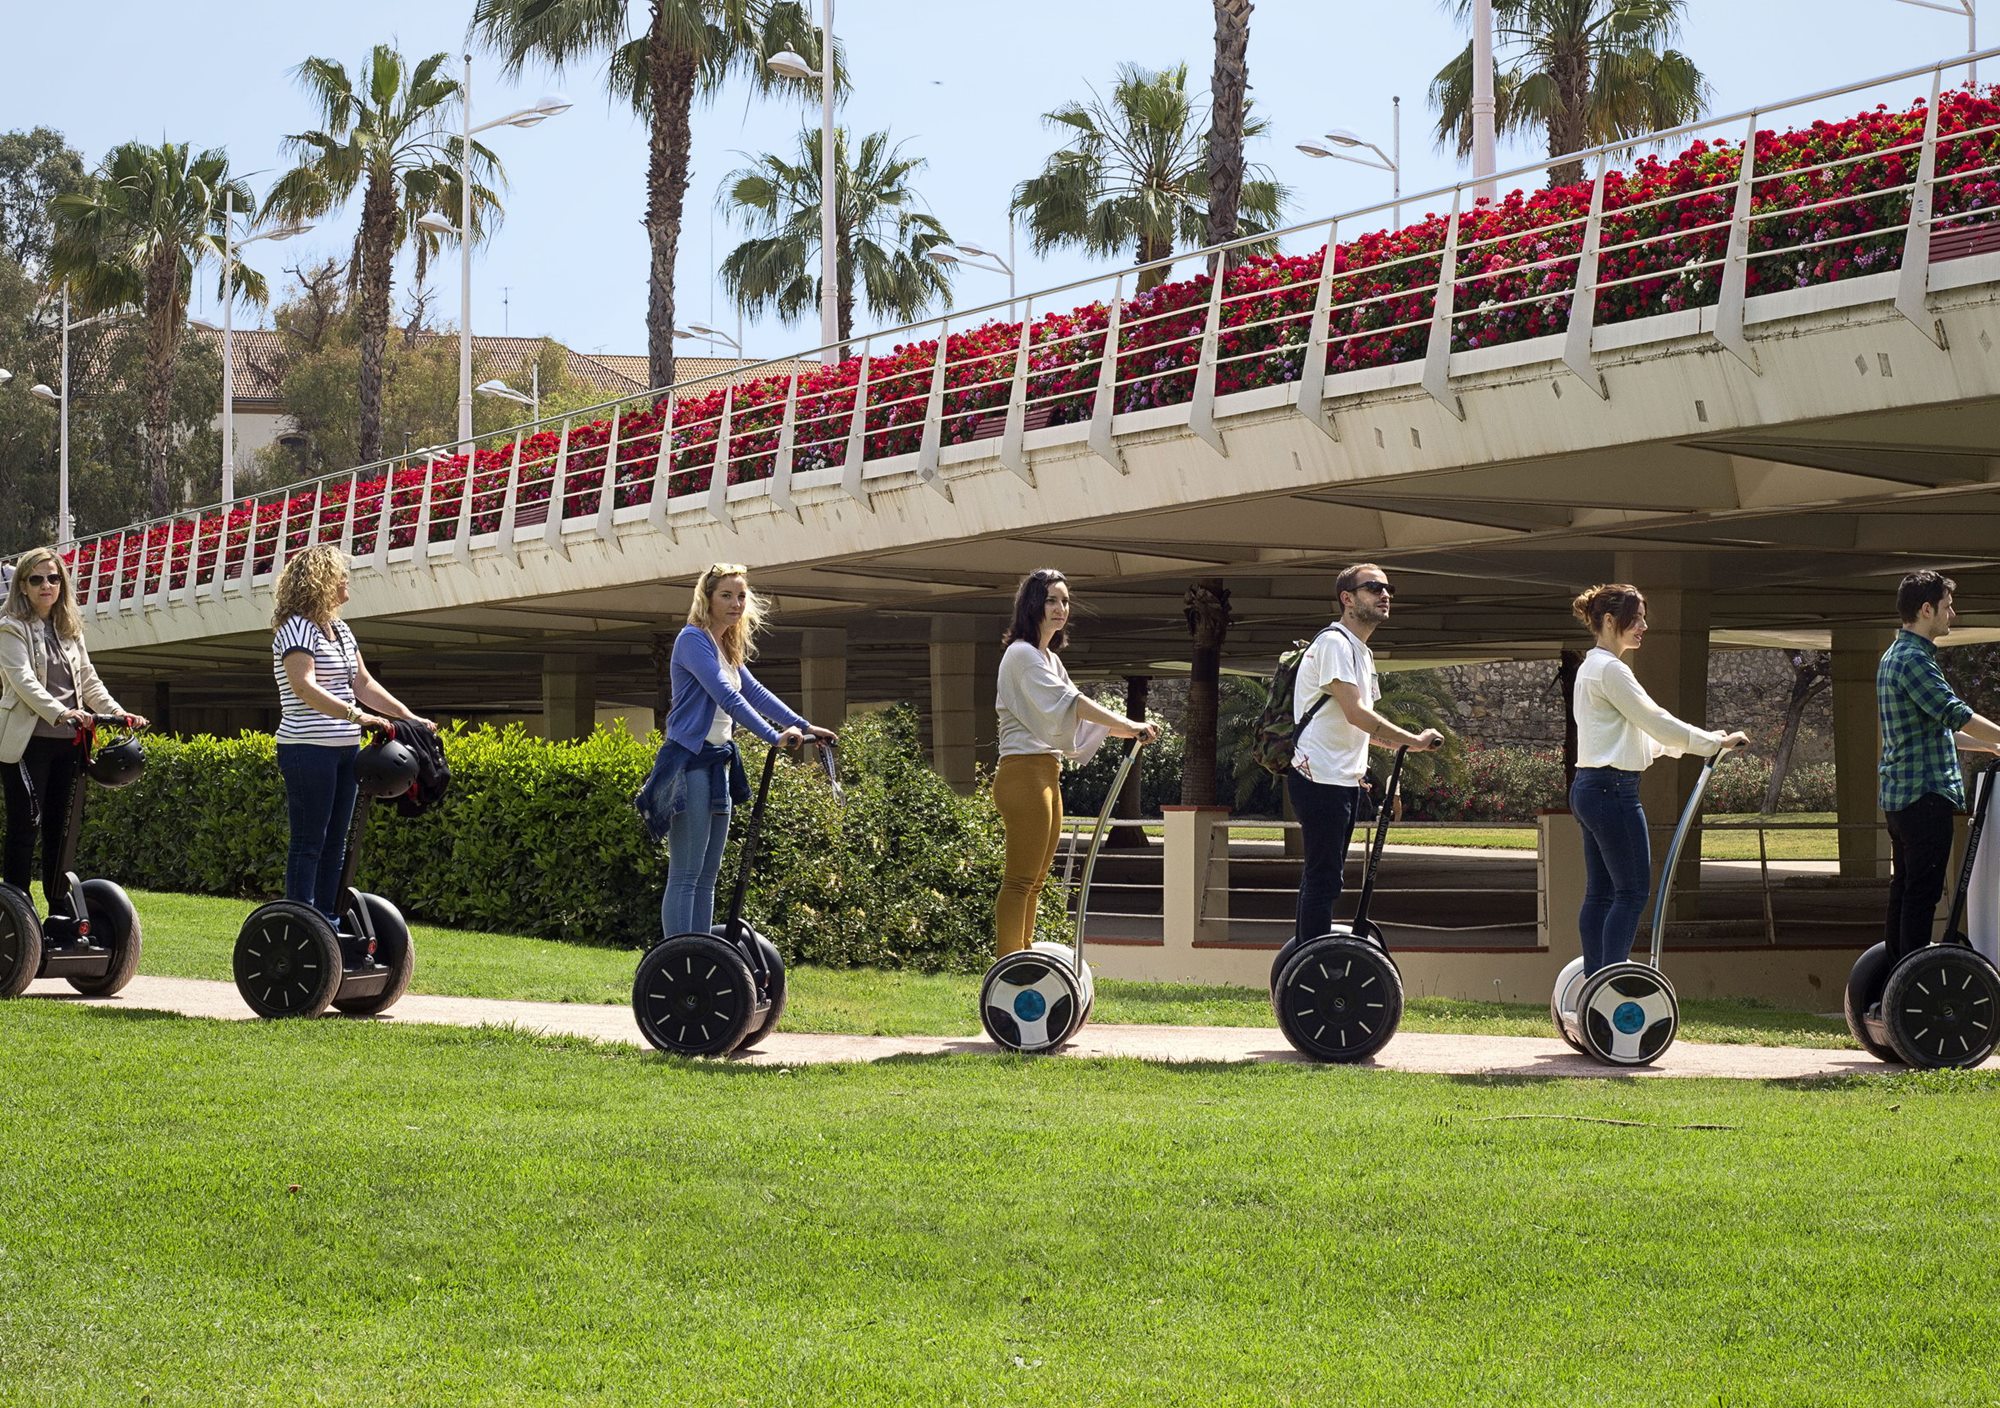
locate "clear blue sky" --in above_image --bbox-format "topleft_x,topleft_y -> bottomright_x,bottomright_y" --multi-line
1,0 -> 1979,365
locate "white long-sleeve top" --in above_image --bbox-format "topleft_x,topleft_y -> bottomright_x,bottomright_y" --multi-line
1573,646 -> 1726,771
996,639 -> 1109,762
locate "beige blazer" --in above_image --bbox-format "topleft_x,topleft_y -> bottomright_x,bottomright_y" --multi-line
0,614 -> 122,765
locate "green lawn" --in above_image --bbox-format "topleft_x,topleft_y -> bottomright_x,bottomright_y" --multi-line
85,886 -> 1858,1048
1192,813 -> 1844,860
0,1000 -> 1991,1405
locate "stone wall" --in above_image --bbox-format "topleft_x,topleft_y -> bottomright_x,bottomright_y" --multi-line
1429,648 -> 1833,759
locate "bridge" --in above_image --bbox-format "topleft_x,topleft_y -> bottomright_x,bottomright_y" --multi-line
50,53 -> 2000,1001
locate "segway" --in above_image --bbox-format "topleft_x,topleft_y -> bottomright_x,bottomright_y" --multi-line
1270,746 -> 1410,1062
231,730 -> 419,1019
1843,757 -> 2000,1069
0,714 -> 147,999
633,738 -> 842,1057
979,737 -> 1144,1053
1551,741 -> 1745,1067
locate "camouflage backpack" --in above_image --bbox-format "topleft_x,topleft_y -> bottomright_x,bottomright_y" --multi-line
1251,628 -> 1339,776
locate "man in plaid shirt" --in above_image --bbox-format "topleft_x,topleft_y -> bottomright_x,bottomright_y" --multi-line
1877,571 -> 2000,978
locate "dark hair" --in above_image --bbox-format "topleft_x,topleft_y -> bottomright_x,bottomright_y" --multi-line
1333,562 -> 1384,611
1004,568 -> 1069,650
1572,583 -> 1645,635
1898,570 -> 1956,624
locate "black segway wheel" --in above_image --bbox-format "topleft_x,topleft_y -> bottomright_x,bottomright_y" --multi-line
1268,921 -> 1384,993
65,879 -> 142,997
1574,962 -> 1678,1067
1842,942 -> 1900,1064
1883,946 -> 2000,1070
633,933 -> 758,1056
719,924 -> 787,1051
0,886 -> 43,998
332,894 -> 416,1016
234,902 -> 343,1019
980,948 -> 1085,1053
1273,935 -> 1404,1063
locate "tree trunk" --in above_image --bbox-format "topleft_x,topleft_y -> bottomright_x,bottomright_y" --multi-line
354,169 -> 398,466
651,630 -> 674,733
1762,651 -> 1831,814
1180,580 -> 1232,808
1546,33 -> 1594,189
140,246 -> 182,517
1108,675 -> 1149,847
1136,230 -> 1175,292
835,222 -> 855,360
1204,0 -> 1252,272
645,12 -> 698,393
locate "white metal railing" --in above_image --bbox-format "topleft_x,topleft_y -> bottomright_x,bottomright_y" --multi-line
57,48 -> 2000,616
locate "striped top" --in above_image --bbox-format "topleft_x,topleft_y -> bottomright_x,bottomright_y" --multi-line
273,614 -> 362,746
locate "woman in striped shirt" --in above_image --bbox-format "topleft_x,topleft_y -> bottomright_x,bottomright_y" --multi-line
271,547 -> 433,921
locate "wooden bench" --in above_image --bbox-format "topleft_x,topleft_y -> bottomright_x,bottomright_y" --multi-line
964,402 -> 1059,442
1930,220 -> 2000,262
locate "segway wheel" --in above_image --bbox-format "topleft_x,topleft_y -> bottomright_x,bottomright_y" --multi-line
1883,946 -> 2000,1070
633,933 -> 758,1057
1574,962 -> 1678,1067
1550,956 -> 1588,1055
723,925 -> 787,1051
234,902 -> 344,1018
65,879 -> 142,997
1273,935 -> 1404,1063
332,894 -> 416,1016
1842,942 -> 1900,1064
0,886 -> 43,998
1268,921 -> 1386,994
980,946 -> 1086,1053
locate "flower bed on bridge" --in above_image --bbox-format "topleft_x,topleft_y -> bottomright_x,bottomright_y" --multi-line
70,88 -> 2000,598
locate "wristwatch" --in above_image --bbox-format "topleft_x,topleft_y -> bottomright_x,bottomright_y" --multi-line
344,703 -> 362,724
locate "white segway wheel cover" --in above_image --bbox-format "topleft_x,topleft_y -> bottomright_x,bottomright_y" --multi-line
980,946 -> 1085,1053
1550,956 -> 1588,1055
1575,961 -> 1678,1067
1883,946 -> 2000,1070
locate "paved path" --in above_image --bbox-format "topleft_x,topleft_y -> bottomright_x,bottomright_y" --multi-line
21,974 -> 1892,1079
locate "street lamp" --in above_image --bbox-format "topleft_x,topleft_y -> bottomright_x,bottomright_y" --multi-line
199,192 -> 311,502
1893,0 -> 1978,85
674,323 -> 743,354
476,367 -> 539,421
438,55 -> 571,450
1472,0 -> 1497,201
767,0 -> 839,363
928,230 -> 1017,316
1297,99 -> 1402,229
29,290 -> 122,543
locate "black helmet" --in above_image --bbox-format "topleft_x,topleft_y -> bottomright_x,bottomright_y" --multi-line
85,736 -> 145,789
355,736 -> 419,799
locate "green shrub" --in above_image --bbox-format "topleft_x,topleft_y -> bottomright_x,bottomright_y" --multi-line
1061,723 -> 1185,816
75,706 -> 1058,971
1405,745 -> 1566,822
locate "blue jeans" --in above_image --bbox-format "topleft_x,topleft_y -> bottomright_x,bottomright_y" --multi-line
1289,772 -> 1360,942
662,757 -> 733,938
277,743 -> 358,921
1571,767 -> 1651,975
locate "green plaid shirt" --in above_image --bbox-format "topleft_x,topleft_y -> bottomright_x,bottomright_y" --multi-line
1878,628 -> 1974,811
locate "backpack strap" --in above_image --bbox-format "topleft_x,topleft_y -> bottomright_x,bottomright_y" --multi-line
1293,625 -> 1344,730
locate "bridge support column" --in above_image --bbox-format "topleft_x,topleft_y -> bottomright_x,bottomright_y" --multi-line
929,619 -> 999,794
1615,554 -> 1710,917
543,655 -> 598,741
1832,625 -> 1894,880
800,628 -> 848,728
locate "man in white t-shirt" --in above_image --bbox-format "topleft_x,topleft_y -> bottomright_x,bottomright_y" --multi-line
1289,562 -> 1445,943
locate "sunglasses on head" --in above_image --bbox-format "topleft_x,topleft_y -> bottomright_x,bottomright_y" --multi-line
24,574 -> 61,588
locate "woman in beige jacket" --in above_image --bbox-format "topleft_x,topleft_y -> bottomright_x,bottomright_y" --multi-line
0,548 -> 145,900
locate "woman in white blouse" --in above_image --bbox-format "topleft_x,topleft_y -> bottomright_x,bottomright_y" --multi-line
992,569 -> 1156,957
1569,584 -> 1747,974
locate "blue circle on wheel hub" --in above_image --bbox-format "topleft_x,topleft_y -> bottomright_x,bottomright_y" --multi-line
1013,989 -> 1047,1021
1612,1000 -> 1646,1034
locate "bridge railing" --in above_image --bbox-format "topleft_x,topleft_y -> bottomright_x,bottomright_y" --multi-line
59,49 -> 2000,615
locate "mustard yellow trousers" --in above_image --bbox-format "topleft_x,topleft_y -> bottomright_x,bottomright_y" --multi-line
993,753 -> 1063,957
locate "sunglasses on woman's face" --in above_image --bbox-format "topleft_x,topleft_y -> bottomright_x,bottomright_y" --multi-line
24,574 -> 61,588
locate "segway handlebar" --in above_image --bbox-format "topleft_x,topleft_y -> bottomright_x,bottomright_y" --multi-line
1644,735 -> 1750,968
1070,736 -> 1145,961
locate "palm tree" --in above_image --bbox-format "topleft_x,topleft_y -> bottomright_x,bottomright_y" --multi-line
47,142 -> 258,517
718,127 -> 952,355
472,0 -> 839,393
265,45 -> 501,466
1013,62 -> 1288,292
1203,0 -> 1254,268
1430,0 -> 1711,189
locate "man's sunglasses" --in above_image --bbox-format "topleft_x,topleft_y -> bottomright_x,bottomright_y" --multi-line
23,574 -> 61,588
1354,581 -> 1395,598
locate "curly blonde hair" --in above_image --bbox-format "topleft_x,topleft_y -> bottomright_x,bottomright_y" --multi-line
4,548 -> 84,639
686,563 -> 767,668
272,545 -> 349,632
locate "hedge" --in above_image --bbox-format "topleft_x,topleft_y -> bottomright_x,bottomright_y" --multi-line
1402,746 -> 1839,822
75,706 -> 1060,973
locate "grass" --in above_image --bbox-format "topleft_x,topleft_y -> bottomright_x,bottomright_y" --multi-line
1176,812 -> 1844,860
73,886 -> 1859,1048
0,1000 -> 1992,1405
